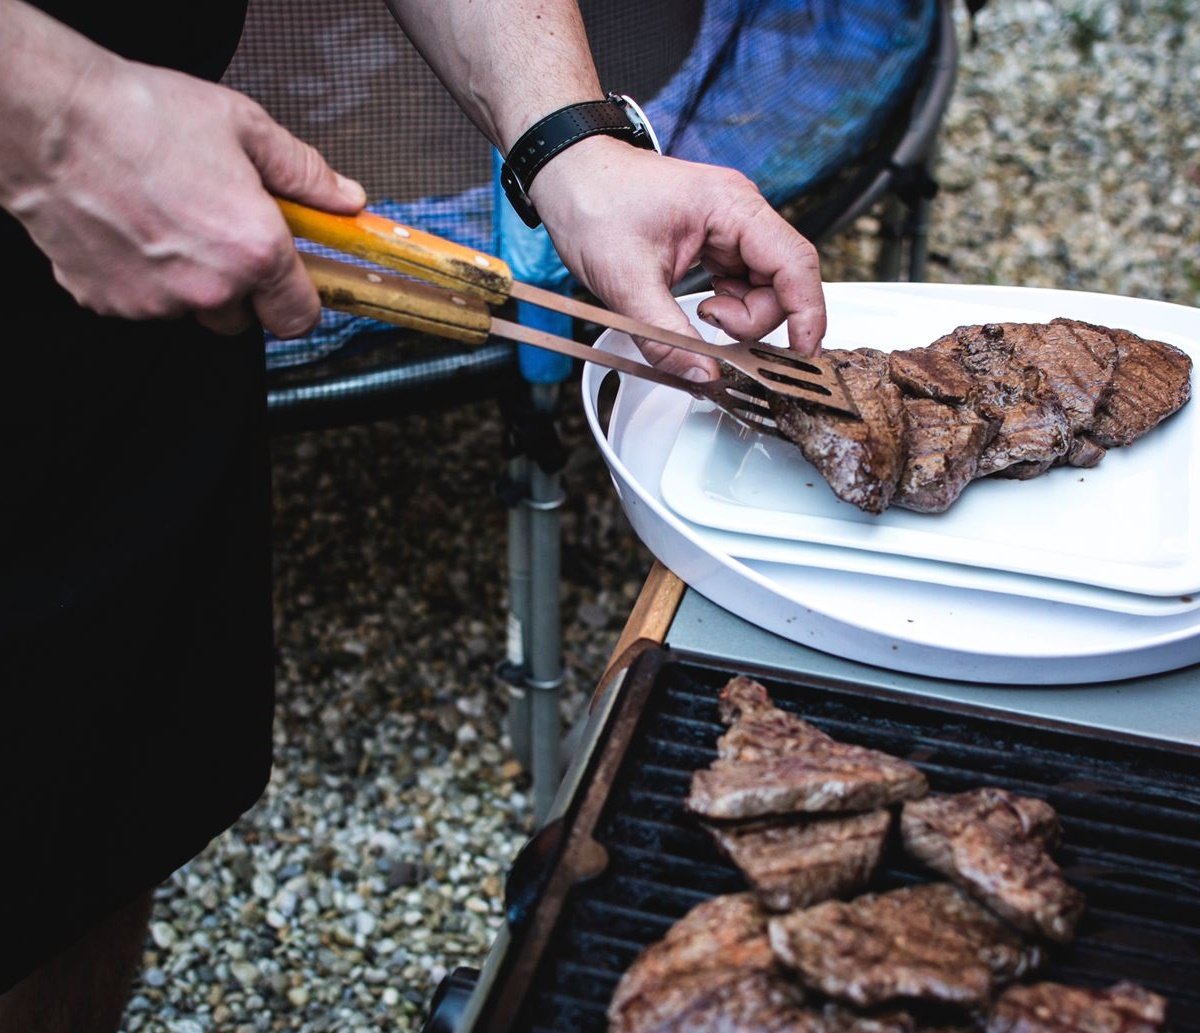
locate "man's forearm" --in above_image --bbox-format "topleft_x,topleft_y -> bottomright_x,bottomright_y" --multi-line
0,0 -> 107,210
383,0 -> 603,152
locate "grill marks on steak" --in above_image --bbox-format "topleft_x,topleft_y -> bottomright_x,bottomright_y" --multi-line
895,398 -> 998,513
901,789 -> 1085,943
987,982 -> 1167,1033
768,883 -> 1044,1009
607,893 -> 804,1033
1008,319 -> 1119,433
776,319 -> 1190,512
608,893 -> 916,1033
706,810 -> 892,912
1089,325 -> 1192,446
615,675 -> 1168,1033
686,678 -> 928,819
771,349 -> 908,514
895,323 -> 1072,481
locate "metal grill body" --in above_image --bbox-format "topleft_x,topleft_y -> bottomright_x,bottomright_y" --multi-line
473,651 -> 1200,1032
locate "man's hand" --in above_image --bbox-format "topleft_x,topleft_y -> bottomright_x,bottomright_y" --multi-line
386,0 -> 824,380
0,0 -> 365,339
529,136 -> 826,381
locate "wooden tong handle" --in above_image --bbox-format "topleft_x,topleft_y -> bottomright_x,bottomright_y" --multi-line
301,253 -> 492,345
278,198 -> 514,305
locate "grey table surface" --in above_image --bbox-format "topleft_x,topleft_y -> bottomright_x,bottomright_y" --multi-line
666,589 -> 1200,749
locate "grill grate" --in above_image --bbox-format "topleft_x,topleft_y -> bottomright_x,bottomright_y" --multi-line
510,655 -> 1200,1032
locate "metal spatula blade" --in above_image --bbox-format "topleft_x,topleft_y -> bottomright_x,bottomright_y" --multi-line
511,281 -> 858,418
735,344 -> 852,409
694,379 -> 785,438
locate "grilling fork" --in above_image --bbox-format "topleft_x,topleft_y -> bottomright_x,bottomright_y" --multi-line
278,199 -> 858,423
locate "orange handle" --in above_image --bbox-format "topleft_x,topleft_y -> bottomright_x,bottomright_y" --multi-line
300,253 -> 492,346
278,198 -> 513,305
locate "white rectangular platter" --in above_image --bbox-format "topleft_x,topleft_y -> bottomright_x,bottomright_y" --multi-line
658,283 -> 1200,597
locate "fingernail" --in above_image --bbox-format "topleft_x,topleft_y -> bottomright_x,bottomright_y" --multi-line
698,310 -> 721,328
682,366 -> 710,383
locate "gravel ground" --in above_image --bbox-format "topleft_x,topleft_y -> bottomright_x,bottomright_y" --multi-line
121,3 -> 1199,1031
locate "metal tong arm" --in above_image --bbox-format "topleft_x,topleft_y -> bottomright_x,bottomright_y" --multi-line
277,198 -> 809,372
299,252 -> 707,395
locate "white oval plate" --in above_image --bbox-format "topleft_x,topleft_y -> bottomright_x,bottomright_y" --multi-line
582,284 -> 1200,685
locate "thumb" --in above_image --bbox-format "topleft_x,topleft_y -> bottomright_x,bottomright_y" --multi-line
239,102 -> 366,214
610,282 -> 720,383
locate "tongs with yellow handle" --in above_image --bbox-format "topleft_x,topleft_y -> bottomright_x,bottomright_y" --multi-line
277,199 -> 858,420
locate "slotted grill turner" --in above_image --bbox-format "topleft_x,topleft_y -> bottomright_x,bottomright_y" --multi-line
279,200 -> 858,423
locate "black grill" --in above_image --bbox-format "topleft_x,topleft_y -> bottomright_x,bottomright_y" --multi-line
489,650 -> 1200,1032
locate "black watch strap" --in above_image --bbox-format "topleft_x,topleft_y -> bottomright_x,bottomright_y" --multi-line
500,93 -> 658,229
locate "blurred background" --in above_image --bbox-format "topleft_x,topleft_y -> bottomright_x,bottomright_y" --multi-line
123,2 -> 1198,1031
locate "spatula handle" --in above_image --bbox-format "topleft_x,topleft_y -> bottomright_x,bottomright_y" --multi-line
300,253 -> 492,345
278,198 -> 513,305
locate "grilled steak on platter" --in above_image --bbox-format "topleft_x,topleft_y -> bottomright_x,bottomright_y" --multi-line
1089,324 -> 1193,447
686,678 -> 928,819
986,981 -> 1167,1033
894,397 -> 997,513
771,348 -> 908,515
901,788 -> 1085,943
607,893 -> 916,1033
706,810 -> 891,912
769,318 -> 1191,513
767,883 -> 1044,1009
893,322 -> 1073,481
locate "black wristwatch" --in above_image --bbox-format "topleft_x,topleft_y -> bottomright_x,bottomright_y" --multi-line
500,92 -> 661,229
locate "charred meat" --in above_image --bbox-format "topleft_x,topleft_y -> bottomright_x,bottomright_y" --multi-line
1005,318 -> 1120,433
1089,324 -> 1192,447
768,883 -> 1043,1009
987,981 -> 1167,1033
772,319 -> 1191,513
772,348 -> 908,515
686,678 -> 927,820
608,893 -> 915,1033
894,397 -> 998,513
706,810 -> 891,912
901,788 -> 1085,943
894,323 -> 1072,480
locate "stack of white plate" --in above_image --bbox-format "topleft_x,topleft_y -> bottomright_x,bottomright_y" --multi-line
582,283 -> 1200,685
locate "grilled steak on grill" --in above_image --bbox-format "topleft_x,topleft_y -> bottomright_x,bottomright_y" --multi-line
706,810 -> 892,911
686,678 -> 928,819
608,893 -> 916,1033
769,319 -> 1191,513
768,883 -> 1044,1009
987,981 -> 1167,1033
901,788 -> 1085,943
